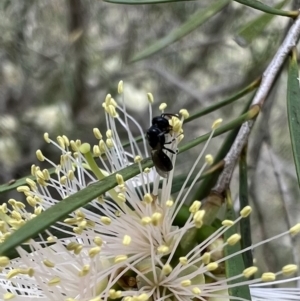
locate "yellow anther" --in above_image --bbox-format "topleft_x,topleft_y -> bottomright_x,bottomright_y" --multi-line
212,118 -> 223,130
93,236 -> 103,246
179,257 -> 188,265
79,220 -> 87,229
261,272 -> 276,282
166,200 -> 174,207
141,216 -> 152,225
66,242 -> 78,251
93,145 -> 101,156
147,92 -> 154,104
181,279 -> 191,287
3,292 -> 15,300
42,169 -> 50,181
31,164 -> 37,176
106,138 -> 114,148
93,128 -> 102,140
134,155 -> 142,163
106,129 -> 112,138
44,132 -> 50,143
46,236 -> 57,242
62,135 -> 70,147
290,223 -> 300,235
0,256 -> 9,267
79,143 -> 91,154
74,244 -> 83,255
57,136 -> 65,149
107,105 -> 118,118
26,178 -> 36,188
78,264 -> 90,277
117,193 -> 126,202
144,167 -> 150,173
179,109 -> 189,119
123,235 -> 131,246
60,176 -> 67,184
193,210 -> 205,228
162,264 -> 172,275
99,140 -> 106,153
137,294 -> 149,301
157,245 -> 169,254
11,211 -> 22,221
243,266 -> 258,278
27,196 -> 36,207
43,259 -> 55,268
143,193 -> 153,204
36,149 -> 45,161
189,200 -> 201,213
73,227 -> 83,234
48,276 -> 61,285
105,93 -> 111,105
36,170 -> 45,180
227,234 -> 241,245
17,186 -> 30,193
159,103 -> 167,111
205,154 -> 214,165
151,212 -> 162,226
206,262 -> 218,271
116,174 -> 124,185
240,206 -> 252,217
282,264 -> 298,275
68,170 -> 74,180
100,216 -> 111,225
172,118 -> 182,133
192,288 -> 201,295
201,252 -> 211,264
110,98 -> 118,108
64,217 -> 77,224
89,246 -> 101,258
114,255 -> 128,263
222,220 -> 234,227
118,80 -> 124,94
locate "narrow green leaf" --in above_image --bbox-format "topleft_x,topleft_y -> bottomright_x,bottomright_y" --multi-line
0,158 -> 153,257
104,0 -> 194,3
236,0 -> 288,47
239,146 -> 253,268
224,191 -> 251,300
287,48 -> 300,188
234,0 -> 297,17
130,0 -> 231,62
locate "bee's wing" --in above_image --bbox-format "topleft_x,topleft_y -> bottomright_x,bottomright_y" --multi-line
151,150 -> 173,178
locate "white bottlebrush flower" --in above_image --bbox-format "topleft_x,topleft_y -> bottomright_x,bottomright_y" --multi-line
0,81 -> 299,301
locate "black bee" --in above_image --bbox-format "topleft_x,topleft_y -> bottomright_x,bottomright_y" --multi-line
146,114 -> 179,178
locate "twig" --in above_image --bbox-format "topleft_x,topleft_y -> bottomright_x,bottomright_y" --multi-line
213,13 -> 300,194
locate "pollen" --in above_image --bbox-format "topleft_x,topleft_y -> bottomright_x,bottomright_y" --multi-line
189,200 -> 201,213
106,138 -> 114,148
181,279 -> 191,287
289,223 -> 300,235
192,288 -> 201,295
43,132 -> 50,143
78,265 -> 90,277
134,155 -> 142,163
212,118 -> 223,130
240,206 -> 252,217
159,103 -> 167,111
166,200 -> 174,207
151,212 -> 162,225
118,80 -> 124,94
147,92 -> 154,104
162,264 -> 173,275
179,109 -> 189,119
114,255 -> 128,263
3,292 -> 15,300
93,128 -> 102,139
17,186 -> 30,193
141,216 -> 152,225
116,174 -> 124,185
123,235 -> 132,246
179,257 -> 188,265
43,259 -> 55,268
205,154 -> 214,165
206,262 -> 218,271
0,256 -> 9,267
144,193 -> 153,204
243,266 -> 258,278
48,276 -> 61,286
57,136 -> 65,149
93,236 -> 103,246
201,252 -> 211,264
117,193 -> 126,202
157,245 -> 169,254
227,234 -> 241,245
261,272 -> 276,282
100,216 -> 111,226
36,149 -> 45,161
282,264 -> 298,275
222,219 -> 234,227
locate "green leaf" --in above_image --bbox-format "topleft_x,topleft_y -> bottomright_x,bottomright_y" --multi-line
0,158 -> 153,257
104,0 -> 194,3
224,191 -> 251,300
130,0 -> 231,62
287,48 -> 300,188
239,146 -> 253,268
234,0 -> 297,17
236,0 -> 288,47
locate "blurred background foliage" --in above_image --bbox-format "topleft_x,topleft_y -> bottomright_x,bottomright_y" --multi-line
0,0 -> 300,279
